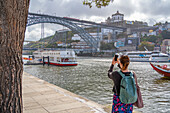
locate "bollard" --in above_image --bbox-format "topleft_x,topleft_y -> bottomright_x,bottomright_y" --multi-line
48,56 -> 50,66
43,56 -> 45,66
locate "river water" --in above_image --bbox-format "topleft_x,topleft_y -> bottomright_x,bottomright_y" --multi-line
24,57 -> 170,113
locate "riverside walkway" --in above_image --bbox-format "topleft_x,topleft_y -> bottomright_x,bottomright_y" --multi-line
23,72 -> 141,113
23,72 -> 106,113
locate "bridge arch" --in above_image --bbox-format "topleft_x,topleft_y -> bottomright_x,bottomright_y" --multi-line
27,13 -> 98,50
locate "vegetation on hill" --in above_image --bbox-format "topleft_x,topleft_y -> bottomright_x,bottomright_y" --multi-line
141,30 -> 170,46
138,41 -> 154,51
161,30 -> 170,39
100,42 -> 116,50
24,30 -> 78,48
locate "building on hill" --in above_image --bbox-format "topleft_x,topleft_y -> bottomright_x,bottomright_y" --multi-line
114,36 -> 140,51
155,22 -> 170,33
70,26 -> 124,51
114,38 -> 125,48
71,32 -> 103,50
130,26 -> 158,37
161,39 -> 170,54
165,22 -> 170,32
110,10 -> 124,23
106,11 -> 148,29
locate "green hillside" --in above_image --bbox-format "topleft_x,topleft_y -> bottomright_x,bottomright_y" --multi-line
24,30 -> 75,48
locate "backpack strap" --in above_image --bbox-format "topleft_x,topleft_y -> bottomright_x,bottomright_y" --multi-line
132,71 -> 138,86
130,71 -> 134,77
119,71 -> 134,78
118,71 -> 125,78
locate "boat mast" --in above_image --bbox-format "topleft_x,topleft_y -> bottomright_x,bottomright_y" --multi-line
144,46 -> 148,51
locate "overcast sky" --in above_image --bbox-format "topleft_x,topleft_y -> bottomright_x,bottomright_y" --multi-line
25,0 -> 170,41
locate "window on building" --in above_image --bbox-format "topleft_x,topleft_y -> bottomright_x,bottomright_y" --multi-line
165,41 -> 168,45
50,57 -> 54,61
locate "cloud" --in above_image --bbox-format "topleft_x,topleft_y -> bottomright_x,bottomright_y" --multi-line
25,24 -> 57,41
25,0 -> 170,41
138,0 -> 170,16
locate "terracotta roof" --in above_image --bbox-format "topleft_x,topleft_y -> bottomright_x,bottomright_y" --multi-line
112,11 -> 124,16
163,39 -> 170,41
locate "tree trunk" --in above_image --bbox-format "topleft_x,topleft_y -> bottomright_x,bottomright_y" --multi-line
0,0 -> 30,112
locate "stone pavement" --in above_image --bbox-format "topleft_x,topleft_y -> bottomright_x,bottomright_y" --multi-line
23,72 -> 106,113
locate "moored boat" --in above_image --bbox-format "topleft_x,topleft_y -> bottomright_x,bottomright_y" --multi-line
123,51 -> 151,62
22,57 -> 32,60
150,63 -> 170,77
30,49 -> 78,66
123,51 -> 169,62
149,51 -> 169,62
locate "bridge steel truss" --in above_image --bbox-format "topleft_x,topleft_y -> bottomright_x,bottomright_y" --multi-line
27,13 -> 126,52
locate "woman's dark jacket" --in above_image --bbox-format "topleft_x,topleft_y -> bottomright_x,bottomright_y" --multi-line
108,64 -> 134,96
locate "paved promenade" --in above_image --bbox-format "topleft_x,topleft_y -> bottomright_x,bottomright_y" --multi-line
23,72 -> 141,113
23,72 -> 106,113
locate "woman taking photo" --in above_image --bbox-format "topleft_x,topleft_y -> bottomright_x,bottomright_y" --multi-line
108,55 -> 137,113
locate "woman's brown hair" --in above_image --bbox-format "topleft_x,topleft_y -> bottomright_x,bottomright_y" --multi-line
119,55 -> 130,70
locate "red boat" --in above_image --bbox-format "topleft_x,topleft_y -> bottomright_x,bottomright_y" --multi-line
22,57 -> 32,60
150,63 -> 170,77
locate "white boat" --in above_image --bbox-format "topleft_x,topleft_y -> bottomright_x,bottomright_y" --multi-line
123,51 -> 151,62
31,49 -> 78,66
123,51 -> 169,62
149,51 -> 169,62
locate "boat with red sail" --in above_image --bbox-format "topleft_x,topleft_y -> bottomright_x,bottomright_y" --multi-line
150,63 -> 170,77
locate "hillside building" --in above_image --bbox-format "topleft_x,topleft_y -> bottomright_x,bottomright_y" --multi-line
71,26 -> 123,50
161,39 -> 170,54
106,11 -> 148,29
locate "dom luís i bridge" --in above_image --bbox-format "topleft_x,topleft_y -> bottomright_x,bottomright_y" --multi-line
24,12 -> 126,52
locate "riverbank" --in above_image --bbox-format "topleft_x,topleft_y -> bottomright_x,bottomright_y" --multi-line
23,72 -> 106,113
23,72 -> 142,113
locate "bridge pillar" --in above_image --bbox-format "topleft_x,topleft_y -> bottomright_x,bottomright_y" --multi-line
112,30 -> 117,42
97,26 -> 101,52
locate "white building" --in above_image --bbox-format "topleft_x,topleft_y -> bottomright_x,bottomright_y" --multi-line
165,22 -> 170,32
161,39 -> 170,54
71,34 -> 82,41
111,11 -> 124,22
140,30 -> 157,37
72,32 -> 103,41
71,32 -> 103,49
148,30 -> 157,36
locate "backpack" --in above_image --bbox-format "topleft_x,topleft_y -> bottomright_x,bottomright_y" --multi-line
118,71 -> 137,104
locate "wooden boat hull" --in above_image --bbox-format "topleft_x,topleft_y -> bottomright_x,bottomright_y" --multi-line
150,63 -> 170,77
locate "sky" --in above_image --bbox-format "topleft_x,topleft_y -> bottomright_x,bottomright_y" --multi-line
25,0 -> 170,41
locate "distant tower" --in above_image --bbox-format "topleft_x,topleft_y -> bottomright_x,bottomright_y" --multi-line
111,11 -> 124,22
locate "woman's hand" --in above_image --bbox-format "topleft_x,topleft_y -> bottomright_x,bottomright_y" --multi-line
112,57 -> 119,65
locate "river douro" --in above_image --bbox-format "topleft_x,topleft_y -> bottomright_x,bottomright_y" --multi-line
24,57 -> 170,113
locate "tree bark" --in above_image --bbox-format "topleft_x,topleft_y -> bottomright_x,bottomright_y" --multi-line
0,0 -> 30,112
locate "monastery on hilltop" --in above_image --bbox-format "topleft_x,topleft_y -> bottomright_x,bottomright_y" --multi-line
106,10 -> 148,29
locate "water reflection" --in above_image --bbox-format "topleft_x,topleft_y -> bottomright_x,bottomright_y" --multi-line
24,57 -> 170,113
